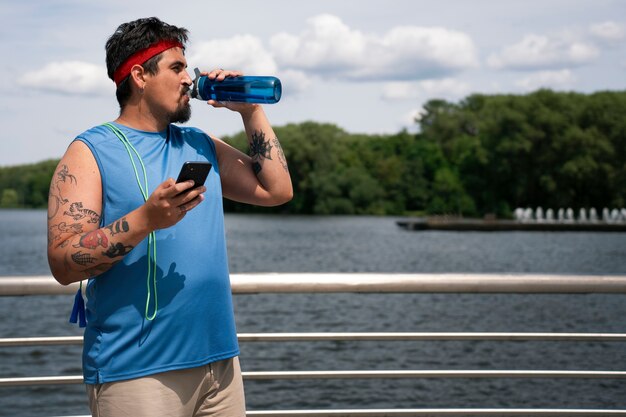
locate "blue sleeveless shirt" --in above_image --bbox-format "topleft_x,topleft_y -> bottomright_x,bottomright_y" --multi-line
75,123 -> 239,384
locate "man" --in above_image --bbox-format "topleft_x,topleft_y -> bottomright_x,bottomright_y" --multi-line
47,17 -> 292,417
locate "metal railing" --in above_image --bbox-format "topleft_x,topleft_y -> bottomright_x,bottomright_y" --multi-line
2,273 -> 626,416
3,273 -> 626,295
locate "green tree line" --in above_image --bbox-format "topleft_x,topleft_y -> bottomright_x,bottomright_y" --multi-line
1,89 -> 624,216
0,159 -> 58,209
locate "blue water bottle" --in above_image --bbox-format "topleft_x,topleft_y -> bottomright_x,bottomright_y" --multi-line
190,68 -> 282,104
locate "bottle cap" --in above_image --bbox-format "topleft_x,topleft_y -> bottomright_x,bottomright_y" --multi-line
190,68 -> 202,99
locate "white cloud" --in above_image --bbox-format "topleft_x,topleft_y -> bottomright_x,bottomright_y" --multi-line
589,21 -> 625,42
514,69 -> 576,91
391,107 -> 423,133
188,34 -> 310,96
17,61 -> 113,96
419,78 -> 471,97
188,35 -> 277,75
276,69 -> 311,95
382,78 -> 471,101
488,34 -> 599,71
403,107 -> 424,125
270,14 -> 367,73
270,14 -> 478,81
382,82 -> 421,100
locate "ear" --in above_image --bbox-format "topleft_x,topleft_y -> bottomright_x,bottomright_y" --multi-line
129,64 -> 146,91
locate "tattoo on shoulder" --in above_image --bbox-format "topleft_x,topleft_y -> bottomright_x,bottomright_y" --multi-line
48,164 -> 77,219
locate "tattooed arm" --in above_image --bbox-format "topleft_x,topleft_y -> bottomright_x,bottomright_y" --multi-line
47,141 -> 206,285
201,69 -> 292,206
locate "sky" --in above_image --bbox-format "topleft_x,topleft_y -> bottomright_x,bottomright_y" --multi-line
0,0 -> 624,166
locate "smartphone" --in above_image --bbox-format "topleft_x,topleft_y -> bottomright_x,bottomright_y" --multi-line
176,161 -> 212,188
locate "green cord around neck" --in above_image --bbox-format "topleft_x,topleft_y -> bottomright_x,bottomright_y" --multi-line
103,122 -> 159,321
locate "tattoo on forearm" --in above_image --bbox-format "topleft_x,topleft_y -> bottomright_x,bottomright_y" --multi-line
73,230 -> 108,249
48,165 -> 77,219
64,202 -> 100,223
71,251 -> 97,266
103,242 -> 134,258
106,218 -> 130,236
272,137 -> 289,172
62,217 -> 133,274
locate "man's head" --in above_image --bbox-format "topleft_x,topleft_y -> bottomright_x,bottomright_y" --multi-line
105,17 -> 191,122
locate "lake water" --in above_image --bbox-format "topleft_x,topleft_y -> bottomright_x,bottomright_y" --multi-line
0,209 -> 625,416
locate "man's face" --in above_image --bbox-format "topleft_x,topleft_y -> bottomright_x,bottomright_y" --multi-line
144,47 -> 192,124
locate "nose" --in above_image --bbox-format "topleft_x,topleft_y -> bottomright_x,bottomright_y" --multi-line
182,70 -> 192,86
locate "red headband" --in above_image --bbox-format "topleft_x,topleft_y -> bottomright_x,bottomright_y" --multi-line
113,39 -> 184,87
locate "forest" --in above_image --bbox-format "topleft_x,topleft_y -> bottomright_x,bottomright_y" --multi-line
1,89 -> 624,218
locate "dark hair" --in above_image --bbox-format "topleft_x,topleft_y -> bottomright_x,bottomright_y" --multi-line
105,17 -> 189,108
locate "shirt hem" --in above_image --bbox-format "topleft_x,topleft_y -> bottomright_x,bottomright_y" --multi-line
83,349 -> 240,385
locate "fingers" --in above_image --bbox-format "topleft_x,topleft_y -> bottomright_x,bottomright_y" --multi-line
207,99 -> 258,114
177,192 -> 205,216
204,68 -> 244,81
159,178 -> 196,197
200,68 -> 255,111
175,185 -> 206,206
143,179 -> 207,230
207,99 -> 226,108
156,178 -> 206,213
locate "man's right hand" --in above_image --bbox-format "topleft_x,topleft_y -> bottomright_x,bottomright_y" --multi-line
141,178 -> 206,231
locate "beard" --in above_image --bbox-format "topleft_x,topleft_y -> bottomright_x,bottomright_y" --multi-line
168,102 -> 192,124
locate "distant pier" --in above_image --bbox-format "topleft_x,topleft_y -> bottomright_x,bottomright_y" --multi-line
398,206 -> 626,232
397,217 -> 626,232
